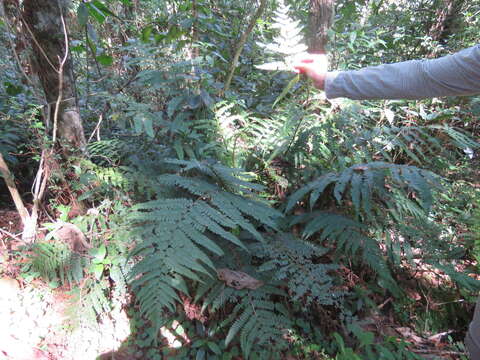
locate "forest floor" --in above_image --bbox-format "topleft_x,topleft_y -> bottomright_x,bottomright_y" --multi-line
0,209 -> 131,360
0,208 -> 471,360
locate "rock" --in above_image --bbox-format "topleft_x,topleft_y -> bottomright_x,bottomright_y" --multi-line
0,277 -> 19,301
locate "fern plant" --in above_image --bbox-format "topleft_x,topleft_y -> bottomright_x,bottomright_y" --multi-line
254,0 -> 310,108
285,163 -> 438,292
346,123 -> 479,165
285,158 -> 480,293
286,162 -> 440,219
29,242 -> 85,285
222,286 -> 292,358
290,212 -> 398,293
188,233 -> 345,359
127,159 -> 282,331
256,0 -> 308,71
253,233 -> 343,306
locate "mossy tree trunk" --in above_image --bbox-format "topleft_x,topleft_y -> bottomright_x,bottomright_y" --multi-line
308,0 -> 335,54
1,0 -> 87,242
22,0 -> 86,155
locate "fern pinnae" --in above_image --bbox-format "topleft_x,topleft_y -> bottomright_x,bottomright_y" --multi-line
187,230 -> 225,256
285,181 -> 315,212
309,173 -> 338,209
226,305 -> 253,346
195,201 -> 237,228
194,276 -> 219,303
334,169 -> 353,204
294,212 -> 395,285
127,159 -> 285,333
436,124 -> 479,150
223,193 -> 280,230
350,172 -> 363,217
209,194 -> 264,241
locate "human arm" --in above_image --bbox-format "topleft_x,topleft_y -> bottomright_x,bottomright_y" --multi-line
294,45 -> 480,100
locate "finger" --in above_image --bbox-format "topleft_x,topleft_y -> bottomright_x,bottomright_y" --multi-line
293,65 -> 306,74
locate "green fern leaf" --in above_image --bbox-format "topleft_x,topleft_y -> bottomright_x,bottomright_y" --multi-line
128,160 -> 282,331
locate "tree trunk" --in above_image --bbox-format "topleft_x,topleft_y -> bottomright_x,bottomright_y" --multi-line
223,0 -> 268,93
308,0 -> 335,54
429,0 -> 465,44
191,0 -> 200,59
22,0 -> 86,155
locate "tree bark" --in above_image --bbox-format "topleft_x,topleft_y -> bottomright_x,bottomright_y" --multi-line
429,0 -> 465,44
22,0 -> 86,155
308,0 -> 335,54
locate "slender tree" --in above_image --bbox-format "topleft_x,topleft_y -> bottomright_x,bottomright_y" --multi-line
223,0 -> 268,93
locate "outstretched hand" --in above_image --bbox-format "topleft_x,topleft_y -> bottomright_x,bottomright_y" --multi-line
292,53 -> 328,90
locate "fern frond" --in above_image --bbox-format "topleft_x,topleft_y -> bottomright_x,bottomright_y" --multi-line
65,278 -> 112,328
355,124 -> 478,164
254,234 -> 343,306
292,212 -> 396,290
128,160 -> 283,330
223,288 -> 292,358
288,162 -> 441,218
433,124 -> 479,151
30,242 -> 84,286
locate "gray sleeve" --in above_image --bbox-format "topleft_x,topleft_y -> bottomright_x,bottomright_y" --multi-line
325,45 -> 480,100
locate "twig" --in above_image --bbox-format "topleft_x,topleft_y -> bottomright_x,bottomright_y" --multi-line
52,9 -> 70,143
377,296 -> 393,310
413,349 -> 465,356
33,150 -> 50,203
0,228 -> 23,242
88,114 -> 103,143
434,299 -> 466,306
20,15 -> 58,73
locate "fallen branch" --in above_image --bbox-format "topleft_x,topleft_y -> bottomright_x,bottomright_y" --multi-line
413,349 -> 465,356
0,152 -> 29,224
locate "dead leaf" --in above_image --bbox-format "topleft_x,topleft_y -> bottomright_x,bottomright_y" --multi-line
217,268 -> 263,290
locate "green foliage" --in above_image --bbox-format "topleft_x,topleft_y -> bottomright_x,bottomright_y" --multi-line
29,242 -> 84,286
222,287 -> 291,358
348,123 -> 479,165
254,234 -> 342,306
3,0 -> 479,357
0,118 -> 22,164
333,326 -> 425,360
288,162 -> 440,217
67,278 -> 112,325
256,0 -> 307,71
127,159 -> 281,329
21,201 -> 130,330
293,212 -> 398,290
